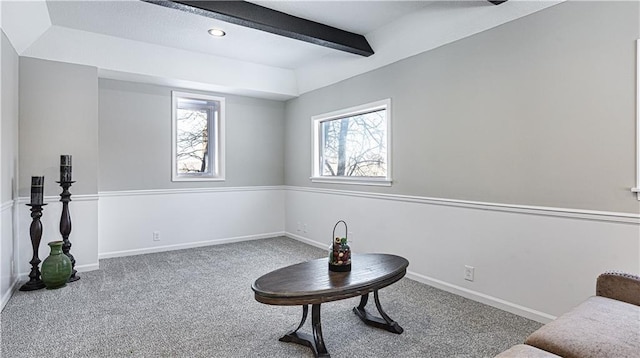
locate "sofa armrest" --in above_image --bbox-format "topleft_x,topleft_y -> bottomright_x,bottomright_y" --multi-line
596,271 -> 640,306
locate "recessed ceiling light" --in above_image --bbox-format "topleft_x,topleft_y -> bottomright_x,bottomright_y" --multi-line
208,28 -> 226,37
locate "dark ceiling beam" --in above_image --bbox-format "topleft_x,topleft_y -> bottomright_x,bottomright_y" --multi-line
488,0 -> 508,5
142,0 -> 374,57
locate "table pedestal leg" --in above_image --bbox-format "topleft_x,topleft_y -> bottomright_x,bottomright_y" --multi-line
280,304 -> 330,357
353,290 -> 404,334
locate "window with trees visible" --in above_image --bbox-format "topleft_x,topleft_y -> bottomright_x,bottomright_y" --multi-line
172,91 -> 225,181
311,99 -> 392,186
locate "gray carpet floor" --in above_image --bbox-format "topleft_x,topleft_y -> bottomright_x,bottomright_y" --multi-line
0,237 -> 541,357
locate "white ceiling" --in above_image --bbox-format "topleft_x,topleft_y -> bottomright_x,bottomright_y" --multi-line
250,1 -> 436,34
1,0 -> 563,100
46,0 -> 339,69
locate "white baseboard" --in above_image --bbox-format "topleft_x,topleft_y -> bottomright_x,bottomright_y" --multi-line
405,271 -> 556,324
286,231 -> 555,324
286,232 -> 327,250
76,263 -> 100,272
99,232 -> 285,259
16,261 -> 100,282
3,265 -> 99,312
1,277 -> 21,313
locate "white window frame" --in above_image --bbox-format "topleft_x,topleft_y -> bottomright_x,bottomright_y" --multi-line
171,91 -> 225,182
310,98 -> 392,186
633,39 -> 640,199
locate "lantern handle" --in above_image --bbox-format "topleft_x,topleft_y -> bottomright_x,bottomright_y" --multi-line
332,220 -> 348,240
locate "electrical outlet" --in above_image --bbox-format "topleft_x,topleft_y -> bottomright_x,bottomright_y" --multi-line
464,265 -> 475,281
303,223 -> 308,233
297,221 -> 301,232
153,231 -> 161,241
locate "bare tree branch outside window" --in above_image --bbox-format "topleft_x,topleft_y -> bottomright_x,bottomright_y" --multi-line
172,92 -> 225,182
312,99 -> 391,186
176,107 -> 210,174
320,109 -> 387,177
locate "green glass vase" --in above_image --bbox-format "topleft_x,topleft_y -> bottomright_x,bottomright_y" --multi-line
41,241 -> 72,289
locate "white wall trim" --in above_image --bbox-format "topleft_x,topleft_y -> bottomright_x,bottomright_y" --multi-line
99,231 -> 285,259
15,194 -> 99,204
75,263 -> 99,272
285,186 -> 640,224
98,186 -> 283,198
286,232 -> 327,251
17,262 -> 100,280
1,200 -> 13,212
0,277 -> 20,313
634,39 -> 640,200
286,231 -> 556,323
404,270 -> 557,324
94,186 -> 640,224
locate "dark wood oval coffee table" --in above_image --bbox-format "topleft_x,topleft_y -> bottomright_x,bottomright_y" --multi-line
252,253 -> 409,357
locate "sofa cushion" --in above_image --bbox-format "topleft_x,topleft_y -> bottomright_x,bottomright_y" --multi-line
596,271 -> 640,306
494,344 -> 560,357
525,296 -> 640,358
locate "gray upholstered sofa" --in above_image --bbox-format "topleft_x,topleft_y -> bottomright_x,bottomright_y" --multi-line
496,271 -> 640,358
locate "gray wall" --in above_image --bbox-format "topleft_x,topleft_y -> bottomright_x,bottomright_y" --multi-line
19,57 -> 98,197
284,1 -> 640,214
98,79 -> 285,191
1,31 -> 18,202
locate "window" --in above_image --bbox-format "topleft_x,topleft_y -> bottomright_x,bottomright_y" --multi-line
172,91 -> 225,181
311,99 -> 392,186
634,39 -> 640,199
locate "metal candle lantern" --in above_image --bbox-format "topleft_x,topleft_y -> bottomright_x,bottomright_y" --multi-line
328,220 -> 351,272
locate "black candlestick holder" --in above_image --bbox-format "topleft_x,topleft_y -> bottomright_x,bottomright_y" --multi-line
57,181 -> 79,282
19,204 -> 47,291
